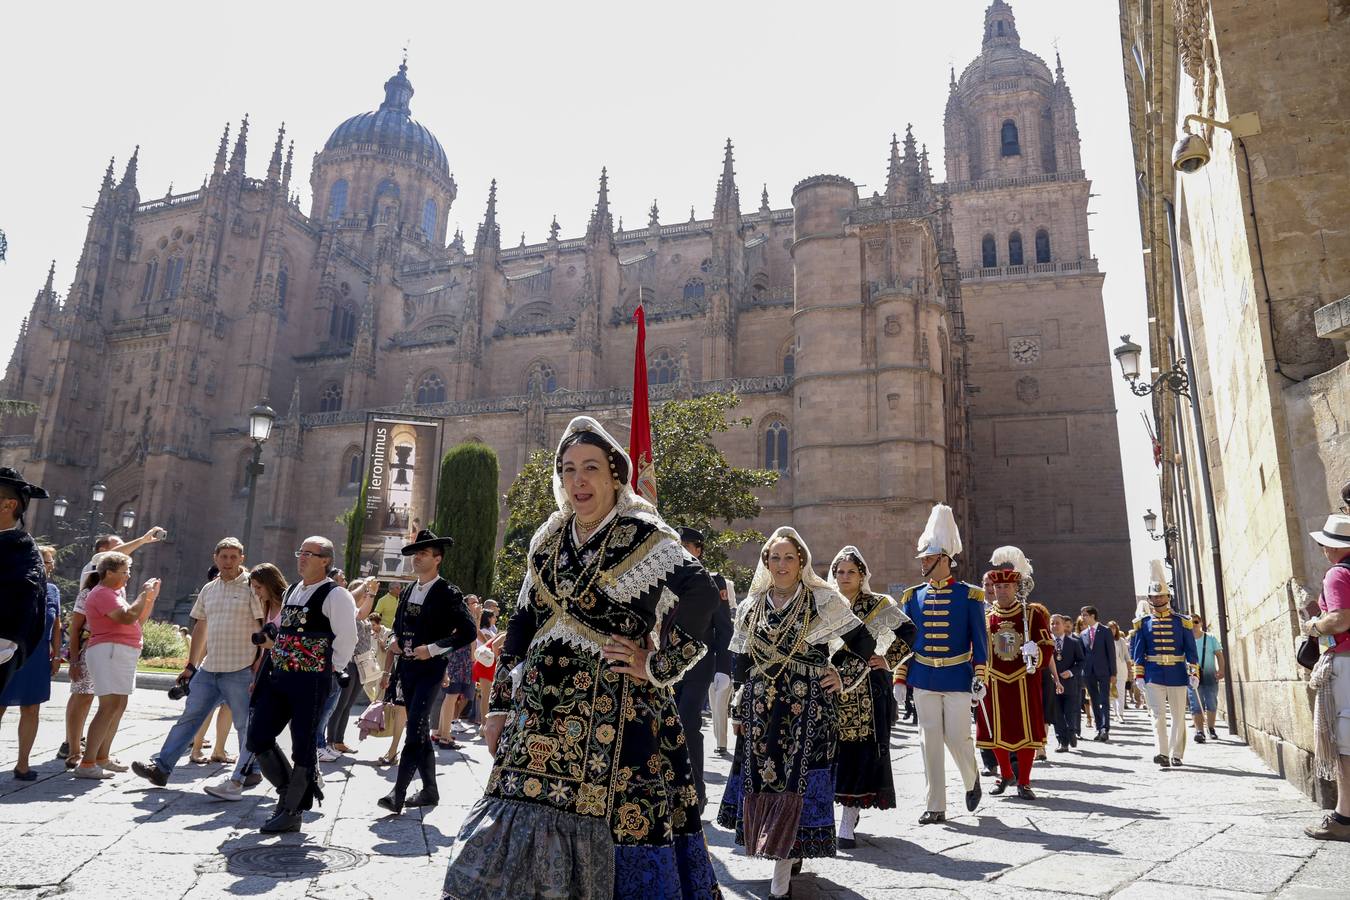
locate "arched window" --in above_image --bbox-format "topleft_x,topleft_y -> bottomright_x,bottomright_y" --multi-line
764,420 -> 790,474
996,20 -> 1005,36
343,447 -> 363,487
319,382 -> 343,413
327,179 -> 349,221
161,257 -> 185,300
141,259 -> 158,303
277,269 -> 289,313
981,234 -> 997,268
683,278 -> 705,302
1035,229 -> 1051,264
330,303 -> 357,345
1008,231 -> 1024,266
416,371 -> 446,405
526,361 -> 558,394
648,349 -> 678,385
421,199 -> 438,239
783,348 -> 795,377
1001,120 -> 1020,157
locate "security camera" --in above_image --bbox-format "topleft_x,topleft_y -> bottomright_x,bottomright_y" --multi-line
1172,132 -> 1211,173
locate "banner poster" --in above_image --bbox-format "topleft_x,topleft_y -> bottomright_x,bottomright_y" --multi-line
358,414 -> 442,581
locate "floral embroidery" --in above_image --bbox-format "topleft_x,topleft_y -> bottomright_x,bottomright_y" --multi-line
523,778 -> 543,798
270,634 -> 330,673
575,782 -> 608,816
615,803 -> 651,841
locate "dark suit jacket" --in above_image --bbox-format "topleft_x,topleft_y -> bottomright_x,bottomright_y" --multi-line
709,574 -> 734,677
1079,623 -> 1117,678
1055,633 -> 1085,681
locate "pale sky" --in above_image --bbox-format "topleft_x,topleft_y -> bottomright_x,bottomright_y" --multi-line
0,0 -> 1164,592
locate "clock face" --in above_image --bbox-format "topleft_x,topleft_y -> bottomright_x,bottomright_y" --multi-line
1009,337 -> 1041,365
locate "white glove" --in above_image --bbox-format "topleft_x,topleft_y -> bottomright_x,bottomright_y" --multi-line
1021,641 -> 1038,657
1188,675 -> 1200,690
971,679 -> 988,702
1135,676 -> 1145,693
713,672 -> 731,693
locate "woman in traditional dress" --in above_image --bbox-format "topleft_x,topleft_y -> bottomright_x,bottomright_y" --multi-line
717,527 -> 876,900
443,416 -> 722,900
827,546 -> 915,847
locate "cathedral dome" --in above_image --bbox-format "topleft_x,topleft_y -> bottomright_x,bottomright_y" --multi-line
957,0 -> 1053,91
324,62 -> 449,176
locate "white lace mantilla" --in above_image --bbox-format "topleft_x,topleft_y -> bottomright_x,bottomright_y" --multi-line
731,587 -> 865,650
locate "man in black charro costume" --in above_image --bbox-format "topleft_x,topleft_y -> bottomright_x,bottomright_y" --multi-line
0,467 -> 50,696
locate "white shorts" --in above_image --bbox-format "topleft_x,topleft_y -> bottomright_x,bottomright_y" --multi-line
1333,653 -> 1350,755
86,642 -> 139,696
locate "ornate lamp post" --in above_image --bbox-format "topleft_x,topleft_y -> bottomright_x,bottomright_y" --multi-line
240,399 -> 277,555
1113,334 -> 1191,397
120,508 -> 137,533
1143,508 -> 1180,544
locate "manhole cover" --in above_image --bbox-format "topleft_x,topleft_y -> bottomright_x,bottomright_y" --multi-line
227,845 -> 368,877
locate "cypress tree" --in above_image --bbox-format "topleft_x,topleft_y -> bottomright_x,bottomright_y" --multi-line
431,442 -> 500,597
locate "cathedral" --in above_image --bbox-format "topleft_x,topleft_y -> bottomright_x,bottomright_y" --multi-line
0,1 -> 1134,621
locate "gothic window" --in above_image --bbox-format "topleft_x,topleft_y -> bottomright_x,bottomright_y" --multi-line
1035,229 -> 1051,264
140,259 -> 158,303
526,361 -> 558,394
343,447 -> 363,487
421,198 -> 438,239
648,349 -> 677,385
1008,231 -> 1024,266
981,234 -> 997,268
277,269 -> 289,314
783,347 -> 795,377
327,179 -> 349,220
318,382 -> 343,413
1001,120 -> 1021,157
161,257 -> 185,300
416,371 -> 446,405
764,420 -> 790,474
330,303 -> 357,345
683,278 -> 705,302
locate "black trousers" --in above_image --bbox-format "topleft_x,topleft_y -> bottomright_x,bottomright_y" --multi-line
327,661 -> 362,745
1052,681 -> 1082,746
245,669 -> 332,769
1086,675 -> 1113,733
675,660 -> 714,809
394,658 -> 447,798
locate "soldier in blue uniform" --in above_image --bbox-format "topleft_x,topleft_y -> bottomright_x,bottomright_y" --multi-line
1130,560 -> 1199,768
895,504 -> 988,825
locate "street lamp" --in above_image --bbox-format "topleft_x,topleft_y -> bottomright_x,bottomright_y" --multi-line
53,497 -> 69,519
91,482 -> 107,505
1113,334 -> 1191,397
1143,508 -> 1179,543
120,508 -> 137,532
240,398 -> 277,555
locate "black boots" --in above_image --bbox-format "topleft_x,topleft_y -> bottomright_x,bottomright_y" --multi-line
405,789 -> 439,808
262,765 -> 313,834
378,789 -> 405,815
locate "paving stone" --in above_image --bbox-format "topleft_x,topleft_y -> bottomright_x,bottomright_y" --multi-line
1111,883 -> 1267,900
993,850 -> 1153,895
0,834 -> 120,889
1147,849 -> 1308,893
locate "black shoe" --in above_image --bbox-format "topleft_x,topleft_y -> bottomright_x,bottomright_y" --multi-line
965,780 -> 982,812
837,836 -> 856,849
1153,754 -> 1171,768
1055,744 -> 1068,753
1195,730 -> 1206,744
261,765 -> 313,834
982,767 -> 998,777
1100,732 -> 1110,743
57,742 -> 70,760
990,779 -> 1012,796
1093,731 -> 1104,742
132,760 -> 169,788
918,810 -> 946,825
12,768 -> 37,781
1171,757 -> 1183,767
377,791 -> 405,815
1208,728 -> 1219,740
1068,736 -> 1078,748
405,789 -> 439,808
1017,784 -> 1037,800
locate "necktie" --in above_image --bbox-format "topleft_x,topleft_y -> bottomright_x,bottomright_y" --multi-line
1089,626 -> 1095,651
1055,636 -> 1063,654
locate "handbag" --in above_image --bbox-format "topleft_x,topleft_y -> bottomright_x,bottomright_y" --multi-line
353,648 -> 380,685
474,642 -> 496,667
1297,634 -> 1321,671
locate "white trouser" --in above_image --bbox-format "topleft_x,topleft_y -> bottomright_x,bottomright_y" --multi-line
1113,674 -> 1128,719
914,688 -> 978,812
708,677 -> 733,750
1145,682 -> 1189,758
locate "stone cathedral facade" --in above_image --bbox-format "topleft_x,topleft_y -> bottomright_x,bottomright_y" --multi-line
0,2 -> 1134,620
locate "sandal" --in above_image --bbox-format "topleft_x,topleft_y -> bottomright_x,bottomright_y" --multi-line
190,752 -> 209,765
209,753 -> 236,764
377,752 -> 399,766
333,744 -> 355,754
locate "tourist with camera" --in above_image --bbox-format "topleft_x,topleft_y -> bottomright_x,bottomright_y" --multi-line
131,538 -> 263,792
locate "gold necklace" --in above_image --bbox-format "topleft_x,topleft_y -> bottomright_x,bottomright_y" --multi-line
547,514 -> 614,607
747,587 -> 811,680
577,511 -> 608,532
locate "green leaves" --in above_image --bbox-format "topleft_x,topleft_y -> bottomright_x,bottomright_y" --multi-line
431,442 -> 501,597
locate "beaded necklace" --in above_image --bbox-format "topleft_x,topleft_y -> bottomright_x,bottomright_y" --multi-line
546,512 -> 615,608
746,583 -> 812,680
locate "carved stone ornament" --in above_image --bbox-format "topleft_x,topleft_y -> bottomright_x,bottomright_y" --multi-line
884,315 -> 902,337
1016,375 -> 1040,404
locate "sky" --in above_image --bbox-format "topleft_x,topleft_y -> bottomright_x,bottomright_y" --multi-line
0,0 -> 1164,592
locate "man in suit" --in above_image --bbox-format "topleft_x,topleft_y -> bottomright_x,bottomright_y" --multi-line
673,526 -> 733,813
1079,605 -> 1118,742
1050,614 -> 1085,752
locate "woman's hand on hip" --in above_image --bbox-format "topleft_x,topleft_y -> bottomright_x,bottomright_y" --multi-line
821,667 -> 843,694
603,635 -> 650,682
483,715 -> 505,757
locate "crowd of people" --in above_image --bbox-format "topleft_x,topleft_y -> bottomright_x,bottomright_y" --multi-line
0,434 -> 1345,897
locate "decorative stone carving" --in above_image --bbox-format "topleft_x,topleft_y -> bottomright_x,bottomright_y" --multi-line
1016,375 -> 1040,404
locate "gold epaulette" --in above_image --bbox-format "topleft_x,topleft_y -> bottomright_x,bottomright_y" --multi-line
1132,616 -> 1145,628
967,584 -> 986,602
1178,614 -> 1194,628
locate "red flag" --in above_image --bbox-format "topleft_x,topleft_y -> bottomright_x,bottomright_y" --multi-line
630,304 -> 658,504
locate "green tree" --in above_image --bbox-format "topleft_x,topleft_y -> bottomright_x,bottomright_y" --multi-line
337,471 -> 369,577
0,399 -> 37,417
492,393 -> 777,610
431,442 -> 500,597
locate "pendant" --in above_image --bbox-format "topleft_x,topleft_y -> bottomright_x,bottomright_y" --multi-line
557,580 -> 575,601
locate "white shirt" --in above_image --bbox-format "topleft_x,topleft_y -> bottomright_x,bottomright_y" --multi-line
286,577 -> 358,670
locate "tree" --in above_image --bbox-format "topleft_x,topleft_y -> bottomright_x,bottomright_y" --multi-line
0,400 -> 37,417
492,393 -> 777,611
431,442 -> 500,598
337,471 -> 369,578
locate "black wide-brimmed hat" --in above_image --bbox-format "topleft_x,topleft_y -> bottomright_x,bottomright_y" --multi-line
401,528 -> 454,555
0,467 -> 49,504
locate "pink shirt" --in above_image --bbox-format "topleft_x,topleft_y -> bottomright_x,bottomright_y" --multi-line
1320,565 -> 1350,654
85,585 -> 143,650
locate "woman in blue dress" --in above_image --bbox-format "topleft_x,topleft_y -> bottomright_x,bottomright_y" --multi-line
0,544 -> 63,779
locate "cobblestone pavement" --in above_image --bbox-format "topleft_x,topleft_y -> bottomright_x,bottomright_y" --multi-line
1,684 -> 1348,898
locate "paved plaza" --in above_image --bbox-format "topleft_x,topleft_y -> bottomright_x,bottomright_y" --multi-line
1,683 -> 1347,899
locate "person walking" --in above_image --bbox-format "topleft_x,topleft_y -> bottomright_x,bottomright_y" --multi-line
132,538 -> 262,792
433,595 -> 480,749
1131,560 -> 1199,768
1109,621 -> 1130,723
0,468 -> 52,698
1050,615 -> 1085,753
443,416 -> 723,899
1302,512 -> 1350,841
1078,606 -> 1117,742
1189,615 -> 1224,744
75,553 -> 160,778
243,536 -> 357,832
326,577 -> 376,755
0,543 -> 62,779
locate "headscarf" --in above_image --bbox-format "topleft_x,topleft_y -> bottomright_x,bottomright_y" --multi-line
736,526 -> 863,649
826,544 -> 909,656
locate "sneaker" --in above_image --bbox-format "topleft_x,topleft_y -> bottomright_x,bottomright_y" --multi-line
1208,728 -> 1219,740
1306,814 -> 1350,842
316,745 -> 340,763
203,778 -> 245,801
1195,730 -> 1206,744
73,765 -> 114,779
131,760 -> 169,787
99,758 -> 129,773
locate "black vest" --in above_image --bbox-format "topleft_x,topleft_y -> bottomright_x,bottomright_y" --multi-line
270,581 -> 337,674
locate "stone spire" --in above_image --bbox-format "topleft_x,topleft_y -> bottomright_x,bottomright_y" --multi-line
282,140 -> 294,192
885,132 -> 903,199
712,139 -> 741,225
982,0 -> 1020,50
760,184 -> 771,214
648,200 -> 660,228
1055,50 -> 1065,85
548,216 -> 560,242
120,145 -> 139,193
586,168 -> 613,243
380,59 -> 414,115
213,123 -> 230,176
266,123 -> 286,183
29,260 -> 57,321
474,180 -> 500,254
227,114 -> 249,177
950,66 -> 958,92
920,143 -> 932,184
